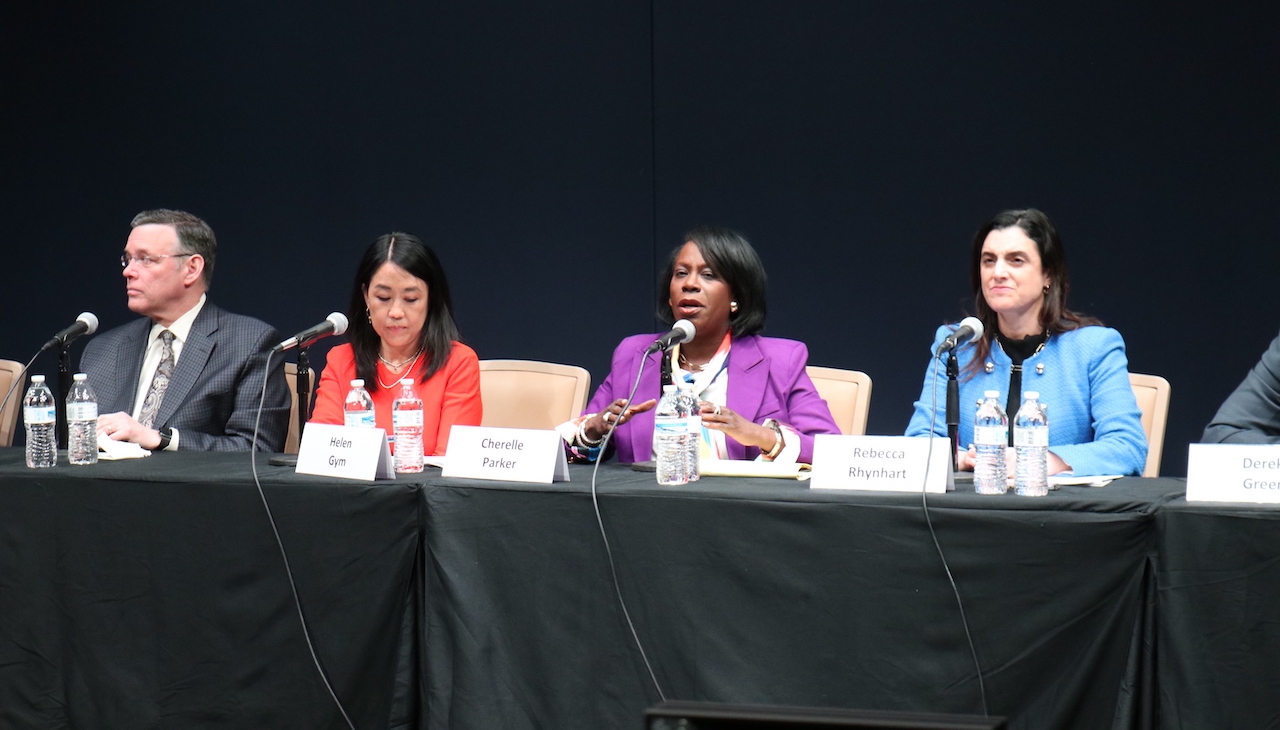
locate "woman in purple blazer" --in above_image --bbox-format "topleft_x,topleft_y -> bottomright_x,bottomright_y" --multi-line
562,225 -> 840,464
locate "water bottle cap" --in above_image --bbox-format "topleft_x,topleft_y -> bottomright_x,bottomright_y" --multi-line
350,379 -> 364,387
663,384 -> 677,392
1023,391 -> 1039,399
73,373 -> 88,381
399,378 -> 413,385
31,375 -> 45,383
983,390 -> 1000,398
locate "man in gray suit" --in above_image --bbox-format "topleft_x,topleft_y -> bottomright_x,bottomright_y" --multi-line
82,209 -> 291,452
1202,331 -> 1280,443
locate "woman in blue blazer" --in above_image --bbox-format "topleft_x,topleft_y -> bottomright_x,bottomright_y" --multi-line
906,209 -> 1147,477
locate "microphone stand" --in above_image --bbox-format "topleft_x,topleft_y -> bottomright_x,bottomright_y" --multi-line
270,347 -> 312,468
945,350 -> 960,474
57,345 -> 72,448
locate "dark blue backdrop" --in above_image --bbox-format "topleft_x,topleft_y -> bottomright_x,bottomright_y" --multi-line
3,1 -> 1277,475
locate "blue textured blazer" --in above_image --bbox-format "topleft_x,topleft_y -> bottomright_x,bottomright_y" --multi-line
906,324 -> 1147,476
79,301 -> 291,452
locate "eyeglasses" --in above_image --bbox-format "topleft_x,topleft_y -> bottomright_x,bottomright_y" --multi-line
120,253 -> 195,268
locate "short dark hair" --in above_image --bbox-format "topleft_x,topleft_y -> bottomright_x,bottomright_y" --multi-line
964,208 -> 1099,377
131,209 -> 217,289
346,232 -> 461,383
656,224 -> 767,338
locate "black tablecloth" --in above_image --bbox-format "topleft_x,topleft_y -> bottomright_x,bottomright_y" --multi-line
1155,498 -> 1280,729
0,450 -> 421,729
419,465 -> 1185,730
14,449 -> 1268,730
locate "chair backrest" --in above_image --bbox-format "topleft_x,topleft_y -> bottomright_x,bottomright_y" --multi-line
0,360 -> 24,448
1129,372 -> 1171,478
805,366 -> 873,436
283,363 -> 315,455
479,360 -> 591,431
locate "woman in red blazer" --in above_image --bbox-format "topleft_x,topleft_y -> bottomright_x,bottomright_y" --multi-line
310,232 -> 481,456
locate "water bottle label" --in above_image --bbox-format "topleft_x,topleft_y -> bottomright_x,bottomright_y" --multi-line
345,411 -> 376,428
653,415 -> 685,434
393,410 -> 424,428
974,425 -> 1006,445
24,406 -> 55,425
1014,428 -> 1048,447
68,403 -> 98,421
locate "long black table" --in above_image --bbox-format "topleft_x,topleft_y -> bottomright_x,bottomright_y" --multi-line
1154,498 -> 1280,729
4,449 -> 1270,729
0,450 -> 420,729
418,466 -> 1183,730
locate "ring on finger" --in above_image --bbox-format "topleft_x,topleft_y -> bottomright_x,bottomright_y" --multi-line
713,404 -> 722,415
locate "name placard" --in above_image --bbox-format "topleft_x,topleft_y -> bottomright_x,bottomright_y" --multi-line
810,435 -> 953,493
442,425 -> 569,483
1187,443 -> 1280,504
295,423 -> 394,481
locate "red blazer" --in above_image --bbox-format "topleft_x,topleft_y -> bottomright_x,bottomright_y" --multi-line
310,342 -> 483,456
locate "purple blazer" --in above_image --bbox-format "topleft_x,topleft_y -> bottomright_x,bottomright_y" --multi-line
585,333 -> 840,463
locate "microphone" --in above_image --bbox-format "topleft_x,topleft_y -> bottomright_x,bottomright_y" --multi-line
273,312 -> 349,352
42,312 -> 99,351
645,319 -> 696,354
936,316 -> 985,356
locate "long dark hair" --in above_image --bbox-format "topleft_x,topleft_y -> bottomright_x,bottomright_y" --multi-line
346,232 -> 460,383
964,209 -> 1100,378
655,224 -> 768,338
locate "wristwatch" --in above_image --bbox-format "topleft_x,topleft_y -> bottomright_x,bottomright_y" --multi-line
763,418 -> 784,460
150,428 -> 172,451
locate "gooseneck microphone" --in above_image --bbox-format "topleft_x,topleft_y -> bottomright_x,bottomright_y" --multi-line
936,316 -> 985,356
42,312 -> 99,351
645,319 -> 696,354
273,313 -> 349,352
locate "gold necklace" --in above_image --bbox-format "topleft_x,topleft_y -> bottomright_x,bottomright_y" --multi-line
997,332 -> 1049,374
678,352 -> 706,372
376,350 -> 423,389
379,348 -> 423,371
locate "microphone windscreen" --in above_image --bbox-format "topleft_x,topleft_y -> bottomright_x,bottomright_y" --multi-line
327,312 -> 349,336
957,316 -> 984,342
673,319 -> 695,343
78,312 -> 99,335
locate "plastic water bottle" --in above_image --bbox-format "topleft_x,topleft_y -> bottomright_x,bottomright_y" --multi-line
677,382 -> 700,481
392,378 -> 424,473
23,375 -> 57,468
973,390 -> 1008,495
343,379 -> 376,428
653,384 -> 688,486
1014,391 -> 1049,497
66,373 -> 98,465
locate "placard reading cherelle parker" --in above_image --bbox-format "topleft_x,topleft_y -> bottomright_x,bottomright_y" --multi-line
442,425 -> 569,483
810,435 -> 953,493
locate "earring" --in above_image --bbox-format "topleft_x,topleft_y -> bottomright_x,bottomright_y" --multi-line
730,301 -> 739,313
1043,285 -> 1050,294
366,307 -> 371,323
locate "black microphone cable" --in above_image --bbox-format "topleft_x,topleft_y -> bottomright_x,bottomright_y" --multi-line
249,349 -> 357,730
921,344 -> 990,717
588,352 -> 667,703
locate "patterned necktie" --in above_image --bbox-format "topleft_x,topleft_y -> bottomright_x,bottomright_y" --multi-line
138,330 -> 176,429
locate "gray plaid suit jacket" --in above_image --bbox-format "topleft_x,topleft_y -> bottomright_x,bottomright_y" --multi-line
79,302 -> 291,452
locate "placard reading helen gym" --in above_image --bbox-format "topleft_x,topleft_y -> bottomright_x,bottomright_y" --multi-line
295,423 -> 394,481
1187,443 -> 1280,504
810,435 -> 953,493
443,425 -> 569,483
